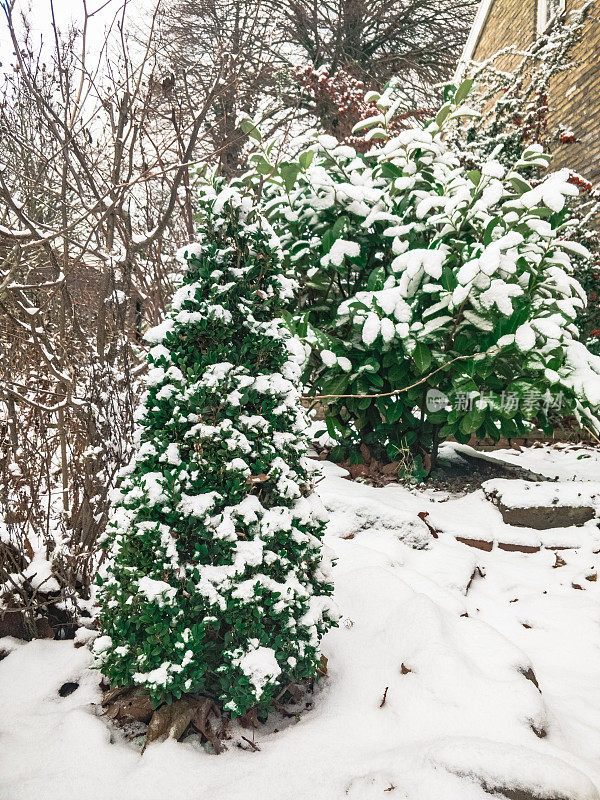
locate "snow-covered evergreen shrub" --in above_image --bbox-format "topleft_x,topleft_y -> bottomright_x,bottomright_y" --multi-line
448,2 -> 600,358
239,83 -> 600,465
94,188 -> 337,714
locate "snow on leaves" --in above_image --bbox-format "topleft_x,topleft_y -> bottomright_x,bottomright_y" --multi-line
95,188 -> 337,716
239,81 -> 600,456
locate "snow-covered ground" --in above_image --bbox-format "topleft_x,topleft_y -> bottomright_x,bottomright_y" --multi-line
1,445 -> 600,800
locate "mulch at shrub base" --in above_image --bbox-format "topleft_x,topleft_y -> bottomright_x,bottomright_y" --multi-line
98,677 -> 319,754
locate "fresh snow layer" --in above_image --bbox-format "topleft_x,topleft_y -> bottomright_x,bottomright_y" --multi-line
467,441 -> 600,482
235,642 -> 281,700
443,440 -> 600,482
1,446 -> 600,800
482,478 -> 600,509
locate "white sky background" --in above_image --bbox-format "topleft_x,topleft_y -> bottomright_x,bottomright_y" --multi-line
0,0 -> 156,72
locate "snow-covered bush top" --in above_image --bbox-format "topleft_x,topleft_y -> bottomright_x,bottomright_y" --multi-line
94,188 -> 337,713
447,4 -> 600,361
232,83 -> 600,462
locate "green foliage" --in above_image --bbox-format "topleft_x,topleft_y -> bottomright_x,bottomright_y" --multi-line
227,81 -> 600,463
447,3 -> 600,363
94,189 -> 337,715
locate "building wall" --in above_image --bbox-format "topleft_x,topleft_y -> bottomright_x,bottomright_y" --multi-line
470,0 -> 600,185
549,1 -> 600,183
471,0 -> 537,63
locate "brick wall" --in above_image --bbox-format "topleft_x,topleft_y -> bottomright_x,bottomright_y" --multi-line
471,0 -> 536,63
471,0 -> 600,184
549,0 -> 600,183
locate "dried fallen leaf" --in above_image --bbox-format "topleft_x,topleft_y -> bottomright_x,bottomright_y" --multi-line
109,691 -> 154,723
102,687 -> 156,724
285,683 -> 304,704
238,707 -> 259,729
359,443 -> 372,465
348,463 -> 369,479
316,654 -> 328,677
247,473 -> 268,485
170,701 -> 197,741
192,697 -> 226,753
101,686 -> 128,707
143,699 -> 197,752
417,511 -> 441,538
519,667 -> 540,692
380,461 -> 400,476
143,705 -> 171,751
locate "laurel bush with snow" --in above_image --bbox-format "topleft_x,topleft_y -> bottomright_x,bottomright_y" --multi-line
94,189 -> 337,714
448,4 -> 600,359
237,82 -> 600,464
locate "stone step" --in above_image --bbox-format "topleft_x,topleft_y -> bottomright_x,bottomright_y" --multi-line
482,478 -> 599,530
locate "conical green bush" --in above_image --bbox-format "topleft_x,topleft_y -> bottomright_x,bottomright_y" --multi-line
94,186 -> 337,716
